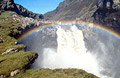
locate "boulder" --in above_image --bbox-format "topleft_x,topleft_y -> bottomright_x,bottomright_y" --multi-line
10,69 -> 20,76
0,75 -> 6,78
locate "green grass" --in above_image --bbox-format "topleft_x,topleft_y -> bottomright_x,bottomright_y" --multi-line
0,11 -> 22,55
0,11 -> 12,19
0,11 -> 38,77
79,7 -> 87,14
62,10 -> 71,15
0,51 -> 37,76
10,69 -> 98,78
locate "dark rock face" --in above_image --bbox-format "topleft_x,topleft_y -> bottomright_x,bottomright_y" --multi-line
15,4 -> 44,19
0,0 -> 44,19
0,0 -> 15,10
92,7 -> 120,33
81,1 -> 120,33
44,0 -> 96,20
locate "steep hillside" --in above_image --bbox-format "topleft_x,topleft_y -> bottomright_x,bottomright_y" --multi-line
0,0 -> 43,19
44,0 -> 96,20
45,0 -> 120,33
0,11 -> 38,77
81,0 -> 120,33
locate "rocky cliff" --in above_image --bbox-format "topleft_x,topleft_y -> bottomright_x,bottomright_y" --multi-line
44,0 -> 120,21
82,0 -> 120,33
0,0 -> 44,19
44,0 -> 96,20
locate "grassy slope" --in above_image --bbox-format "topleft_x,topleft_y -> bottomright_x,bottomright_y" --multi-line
0,51 -> 37,76
0,11 -> 38,77
10,69 -> 98,78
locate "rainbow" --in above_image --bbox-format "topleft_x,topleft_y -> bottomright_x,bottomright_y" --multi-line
17,20 -> 120,41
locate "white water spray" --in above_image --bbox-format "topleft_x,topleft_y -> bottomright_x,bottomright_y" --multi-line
40,26 -> 108,77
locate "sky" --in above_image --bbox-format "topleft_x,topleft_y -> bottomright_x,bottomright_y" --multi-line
14,0 -> 64,14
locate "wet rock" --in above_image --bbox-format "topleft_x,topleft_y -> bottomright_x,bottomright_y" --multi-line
28,53 -> 38,64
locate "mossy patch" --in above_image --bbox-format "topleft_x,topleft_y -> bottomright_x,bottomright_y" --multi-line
10,69 -> 98,78
0,51 -> 37,76
0,11 -> 22,55
0,11 -> 12,19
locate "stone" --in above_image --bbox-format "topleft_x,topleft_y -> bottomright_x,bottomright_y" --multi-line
0,75 -> 6,78
1,48 -> 18,55
10,69 -> 20,76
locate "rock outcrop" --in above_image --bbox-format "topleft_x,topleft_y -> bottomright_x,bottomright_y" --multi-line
1,44 -> 25,55
8,11 -> 52,38
0,0 -> 15,11
86,0 -> 120,33
1,48 -> 18,55
92,8 -> 120,33
0,0 -> 44,19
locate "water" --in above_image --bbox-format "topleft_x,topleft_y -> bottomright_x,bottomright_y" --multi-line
18,24 -> 120,78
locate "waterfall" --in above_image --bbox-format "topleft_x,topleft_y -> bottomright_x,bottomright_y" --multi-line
41,26 -> 109,77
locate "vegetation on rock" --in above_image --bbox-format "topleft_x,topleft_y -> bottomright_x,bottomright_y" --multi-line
0,51 -> 38,76
44,0 -> 96,20
0,11 -> 38,77
9,69 -> 98,78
